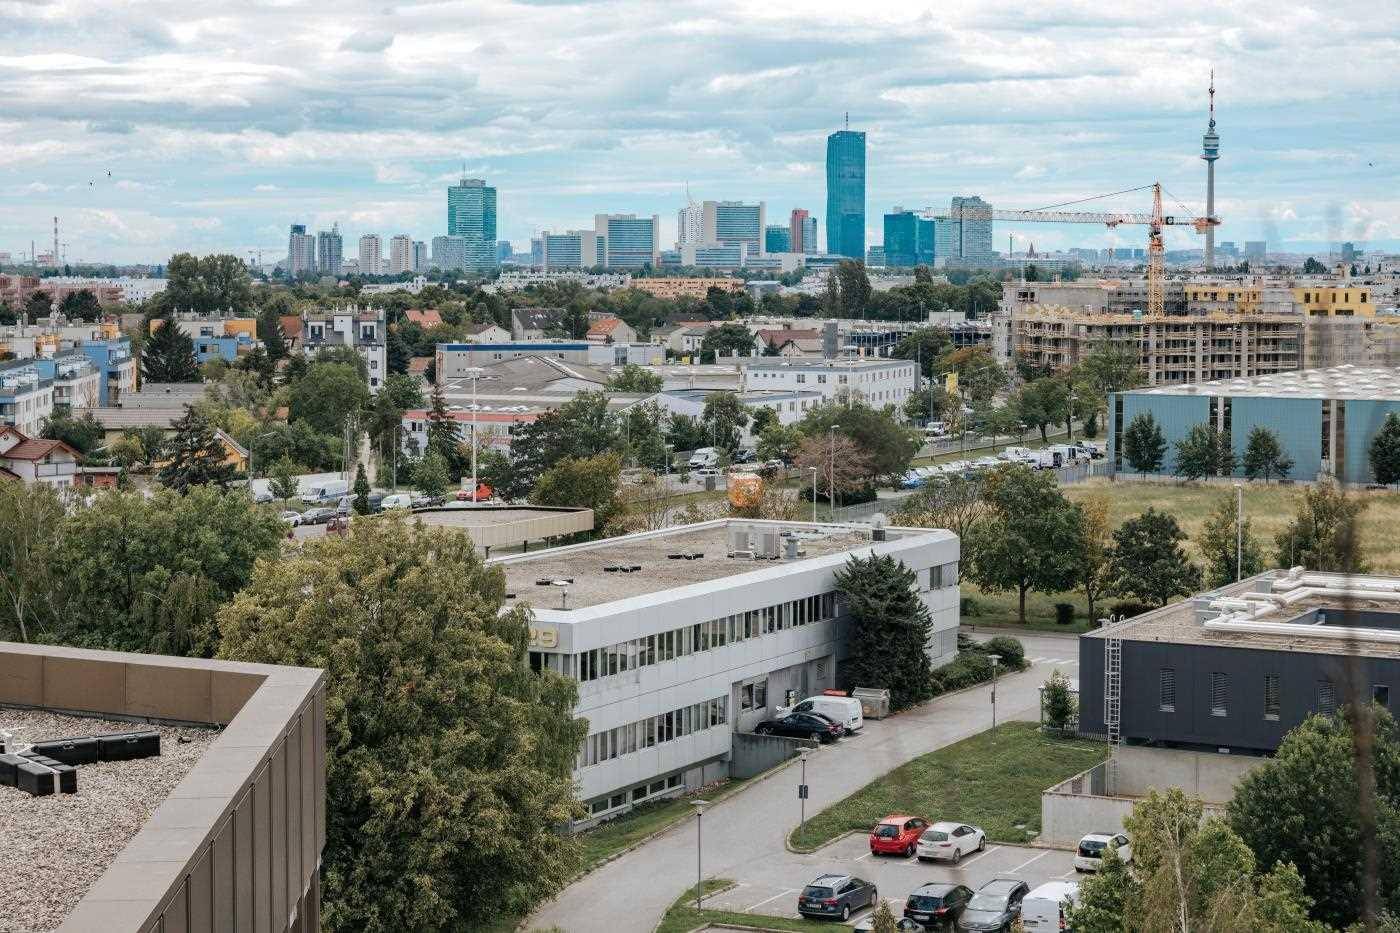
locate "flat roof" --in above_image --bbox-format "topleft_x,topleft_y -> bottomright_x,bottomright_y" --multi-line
1127,365 -> 1400,401
0,709 -> 218,932
495,521 -> 879,610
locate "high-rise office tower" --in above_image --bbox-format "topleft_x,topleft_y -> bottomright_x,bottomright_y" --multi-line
595,214 -> 659,269
883,209 -> 935,268
447,177 -> 498,272
825,125 -> 866,259
316,223 -> 343,276
702,201 -> 766,256
677,202 -> 704,248
358,234 -> 383,278
496,240 -> 513,263
542,230 -> 604,270
431,236 -> 467,271
412,240 -> 428,273
945,196 -> 994,265
1201,72 -> 1220,270
789,208 -> 818,254
287,224 -> 316,277
765,225 -> 791,254
389,235 -> 413,274
530,237 -> 544,268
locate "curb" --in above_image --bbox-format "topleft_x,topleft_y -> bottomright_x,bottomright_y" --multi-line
651,880 -> 739,933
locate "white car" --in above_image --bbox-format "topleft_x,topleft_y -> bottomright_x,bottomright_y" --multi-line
278,511 -> 301,527
693,467 -> 721,479
1074,832 -> 1131,872
915,821 -> 986,863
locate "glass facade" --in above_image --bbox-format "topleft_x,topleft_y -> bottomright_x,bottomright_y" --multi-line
883,211 -> 935,267
713,202 -> 763,254
446,177 -> 499,271
825,130 -> 865,259
764,225 -> 791,254
601,216 -> 657,269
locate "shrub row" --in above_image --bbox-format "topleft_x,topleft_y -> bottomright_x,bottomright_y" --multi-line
930,636 -> 1027,697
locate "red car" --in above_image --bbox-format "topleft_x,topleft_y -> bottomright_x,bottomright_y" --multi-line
869,815 -> 930,857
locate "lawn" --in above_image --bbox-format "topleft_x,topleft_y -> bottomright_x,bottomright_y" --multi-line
577,778 -> 746,873
788,722 -> 1107,853
655,880 -> 815,933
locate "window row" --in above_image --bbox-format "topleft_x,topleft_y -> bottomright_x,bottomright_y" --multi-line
1159,668 -> 1391,719
577,696 -> 728,769
586,773 -> 685,816
576,593 -> 838,684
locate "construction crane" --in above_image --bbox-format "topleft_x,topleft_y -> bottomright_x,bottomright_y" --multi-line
924,182 -> 1219,316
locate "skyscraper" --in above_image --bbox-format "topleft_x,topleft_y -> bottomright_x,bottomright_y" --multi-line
764,225 -> 791,254
358,234 -> 383,278
447,177 -> 499,272
825,127 -> 866,259
316,223 -> 343,276
883,209 -> 934,268
595,214 -> 659,269
496,240 -> 513,263
789,208 -> 811,253
389,235 -> 413,275
677,202 -> 704,249
942,196 -> 994,265
702,201 -> 766,256
412,240 -> 428,273
287,224 -> 316,277
542,230 -> 603,270
431,236 -> 466,271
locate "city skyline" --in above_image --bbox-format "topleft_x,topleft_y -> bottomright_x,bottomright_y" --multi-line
2,0 -> 1399,263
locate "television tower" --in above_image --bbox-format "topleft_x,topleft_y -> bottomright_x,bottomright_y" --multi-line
1201,70 -> 1220,270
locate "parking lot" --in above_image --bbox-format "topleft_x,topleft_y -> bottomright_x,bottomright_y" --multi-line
701,833 -> 1079,923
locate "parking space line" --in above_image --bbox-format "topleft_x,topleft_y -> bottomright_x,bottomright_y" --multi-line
1007,850 -> 1052,874
747,889 -> 796,911
855,851 -> 872,862
1060,869 -> 1080,879
955,844 -> 1001,868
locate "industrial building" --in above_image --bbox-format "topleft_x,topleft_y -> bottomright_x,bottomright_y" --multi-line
494,518 -> 959,824
1080,569 -> 1400,755
743,357 -> 918,408
1108,366 -> 1400,484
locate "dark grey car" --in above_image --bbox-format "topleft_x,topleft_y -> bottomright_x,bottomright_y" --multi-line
956,879 -> 1029,932
797,873 -> 878,922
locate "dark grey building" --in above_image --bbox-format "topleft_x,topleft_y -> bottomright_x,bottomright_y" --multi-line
1081,570 -> 1400,754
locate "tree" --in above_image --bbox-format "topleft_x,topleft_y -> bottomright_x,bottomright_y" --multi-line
1370,412 -> 1400,485
1014,377 -> 1071,442
142,315 -> 201,383
59,288 -> 103,322
966,466 -> 1085,623
1073,343 -> 1144,398
503,392 -> 621,499
1243,426 -> 1294,481
532,452 -> 624,532
702,391 -> 750,452
666,413 -> 710,454
834,553 -> 933,710
1174,423 -> 1235,481
353,463 -> 371,514
385,327 -> 411,375
257,305 -> 288,359
41,409 -> 105,456
216,516 -> 587,932
835,259 -> 872,317
1108,508 -> 1201,606
1197,492 -> 1266,587
896,473 -> 987,541
414,450 -> 449,499
1077,492 -> 1114,623
755,421 -> 802,464
1275,481 -> 1368,573
868,899 -> 898,933
120,425 -> 168,469
0,482 -> 66,643
621,401 -> 670,471
164,252 -> 253,314
25,289 -> 52,320
268,456 -> 300,503
606,364 -> 663,393
699,322 -> 756,359
1229,709 -> 1400,927
159,407 -> 238,492
1042,670 -> 1077,731
891,326 -> 952,379
288,362 -> 370,436
799,401 -> 920,486
1122,412 -> 1167,473
939,346 -> 1007,405
793,434 -> 872,504
1303,256 -> 1327,274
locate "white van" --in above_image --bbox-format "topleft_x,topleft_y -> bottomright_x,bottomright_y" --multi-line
999,446 -> 1034,462
300,479 -> 349,504
380,492 -> 414,511
688,447 -> 719,469
1021,881 -> 1079,931
924,421 -> 948,438
776,695 -> 864,732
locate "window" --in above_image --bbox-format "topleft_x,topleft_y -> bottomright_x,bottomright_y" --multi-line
1264,674 -> 1280,721
1210,672 -> 1228,717
753,681 -> 767,709
1159,668 -> 1176,712
1375,685 -> 1390,708
1318,679 -> 1337,715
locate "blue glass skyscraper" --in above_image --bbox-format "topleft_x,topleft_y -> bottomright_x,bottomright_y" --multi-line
883,210 -> 935,268
825,129 -> 865,260
447,177 -> 498,271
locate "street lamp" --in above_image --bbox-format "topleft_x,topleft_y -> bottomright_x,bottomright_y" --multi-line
988,654 -> 1002,736
827,424 -> 841,521
690,799 -> 709,911
1067,392 -> 1077,442
463,366 -> 484,502
808,467 -> 819,524
1234,482 -> 1244,582
798,748 -> 812,831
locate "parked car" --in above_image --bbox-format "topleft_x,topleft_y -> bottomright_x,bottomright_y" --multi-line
1020,881 -> 1080,932
300,506 -> 336,525
693,467 -> 722,480
903,882 -> 973,931
957,879 -> 1029,932
762,458 -> 786,471
411,493 -> 445,508
753,711 -> 843,743
278,511 -> 301,527
688,446 -> 720,469
325,515 -> 351,535
380,492 -> 413,511
300,479 -> 349,504
869,815 -> 930,857
732,448 -> 756,464
916,822 -> 986,863
456,483 -> 493,502
774,695 -> 863,732
797,873 -> 878,922
1074,832 -> 1131,872
250,487 -> 274,504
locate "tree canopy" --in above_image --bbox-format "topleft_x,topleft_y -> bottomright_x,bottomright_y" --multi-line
1371,412 -> 1400,485
159,407 -> 239,492
288,362 -> 370,436
1243,426 -> 1294,481
606,363 -> 663,393
1275,482 -> 1368,573
142,315 -> 201,383
1122,412 -> 1166,473
1174,423 -> 1236,481
1108,508 -> 1201,606
1197,492 -> 1266,587
834,553 -> 933,710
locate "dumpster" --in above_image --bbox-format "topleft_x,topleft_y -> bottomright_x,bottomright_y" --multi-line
851,687 -> 891,719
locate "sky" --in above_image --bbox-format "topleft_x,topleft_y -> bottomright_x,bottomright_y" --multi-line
2,0 -> 1399,265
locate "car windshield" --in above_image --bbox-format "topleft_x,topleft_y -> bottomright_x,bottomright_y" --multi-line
802,886 -> 834,899
921,830 -> 949,842
1080,840 -> 1108,855
874,824 -> 900,838
906,894 -> 943,910
967,894 -> 1007,912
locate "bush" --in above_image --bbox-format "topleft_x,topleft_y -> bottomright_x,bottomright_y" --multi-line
930,651 -> 994,695
799,484 -> 878,506
1042,670 -> 1078,731
1055,602 -> 1076,626
1108,602 -> 1153,621
959,595 -> 983,617
981,636 -> 1026,669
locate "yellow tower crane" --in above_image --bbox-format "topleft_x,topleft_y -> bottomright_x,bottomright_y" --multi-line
924,183 -> 1219,315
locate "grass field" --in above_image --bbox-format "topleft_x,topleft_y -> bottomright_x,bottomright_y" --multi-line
788,722 -> 1107,853
656,880 -> 813,933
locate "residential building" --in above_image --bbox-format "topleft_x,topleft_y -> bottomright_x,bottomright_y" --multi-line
585,316 -> 636,345
287,224 -> 316,277
0,424 -> 78,486
677,202 -> 704,249
651,321 -> 715,355
360,275 -> 429,296
595,214 -> 660,269
755,327 -> 823,357
825,128 -> 866,259
631,277 -> 744,300
413,240 -> 428,273
447,176 -> 499,272
461,321 -> 512,342
21,275 -> 165,304
764,225 -> 791,254
789,208 -> 816,254
743,358 -> 917,408
510,307 -> 567,340
300,306 -> 387,392
77,336 -> 137,405
388,235 -> 414,275
0,639 -> 325,932
431,235 -> 467,271
0,359 -> 54,435
542,229 -> 604,270
316,223 -> 343,275
1108,366 -> 1400,484
883,209 -> 935,268
497,518 -> 959,824
358,234 -> 383,277
702,201 -> 765,257
1294,284 -> 1373,317
36,351 -> 101,410
483,269 -> 631,293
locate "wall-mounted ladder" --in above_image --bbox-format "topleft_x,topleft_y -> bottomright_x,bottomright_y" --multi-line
1104,637 -> 1122,796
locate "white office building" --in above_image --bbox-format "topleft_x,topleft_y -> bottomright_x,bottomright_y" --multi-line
743,358 -> 918,409
498,518 -> 959,823
358,235 -> 383,278
541,229 -> 604,270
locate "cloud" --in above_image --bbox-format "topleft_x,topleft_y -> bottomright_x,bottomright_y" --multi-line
253,183 -> 280,191
339,30 -> 394,52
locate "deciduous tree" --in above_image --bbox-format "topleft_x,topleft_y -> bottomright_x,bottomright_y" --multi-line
699,321 -> 756,358
1076,492 -> 1115,622
268,456 -> 300,503
793,433 -> 872,504
0,482 -> 66,643
288,362 -> 369,436
834,553 -> 933,711
606,363 -> 663,393
502,392 -> 620,499
531,452 -> 623,532
1122,412 -> 1166,474
1108,508 -> 1201,606
1197,492 -> 1266,587
414,449 -> 450,499
702,391 -> 750,452
1275,481 -> 1368,573
1174,423 -> 1235,481
1371,412 -> 1400,485
896,473 -> 987,541
1243,426 -> 1294,481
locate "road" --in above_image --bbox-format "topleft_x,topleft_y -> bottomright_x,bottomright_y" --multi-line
525,632 -> 1081,932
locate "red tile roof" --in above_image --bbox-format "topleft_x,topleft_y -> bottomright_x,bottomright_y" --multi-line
279,315 -> 303,339
406,309 -> 443,326
756,328 -> 820,346
587,317 -> 627,336
2,437 -> 78,461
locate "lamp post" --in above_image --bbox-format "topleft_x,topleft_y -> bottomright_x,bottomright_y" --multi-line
798,748 -> 812,831
1067,392 -> 1077,442
827,424 -> 840,521
988,653 -> 1002,737
464,366 -> 483,502
690,799 -> 709,911
1234,482 -> 1244,581
808,467 -> 818,523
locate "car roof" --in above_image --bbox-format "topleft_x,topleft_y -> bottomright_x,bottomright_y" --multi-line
1081,832 -> 1117,841
1026,881 -> 1079,900
978,878 -> 1026,893
810,873 -> 849,884
912,882 -> 960,895
879,814 -> 915,823
928,821 -> 967,831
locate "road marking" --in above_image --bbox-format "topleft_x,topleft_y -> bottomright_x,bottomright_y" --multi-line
1060,869 -> 1080,879
956,844 -> 1001,868
747,889 -> 796,911
1007,850 -> 1052,874
855,851 -> 872,861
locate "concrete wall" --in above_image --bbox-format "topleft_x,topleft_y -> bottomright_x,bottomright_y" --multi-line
1040,755 -> 1234,847
1113,744 -> 1264,802
730,732 -> 808,779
